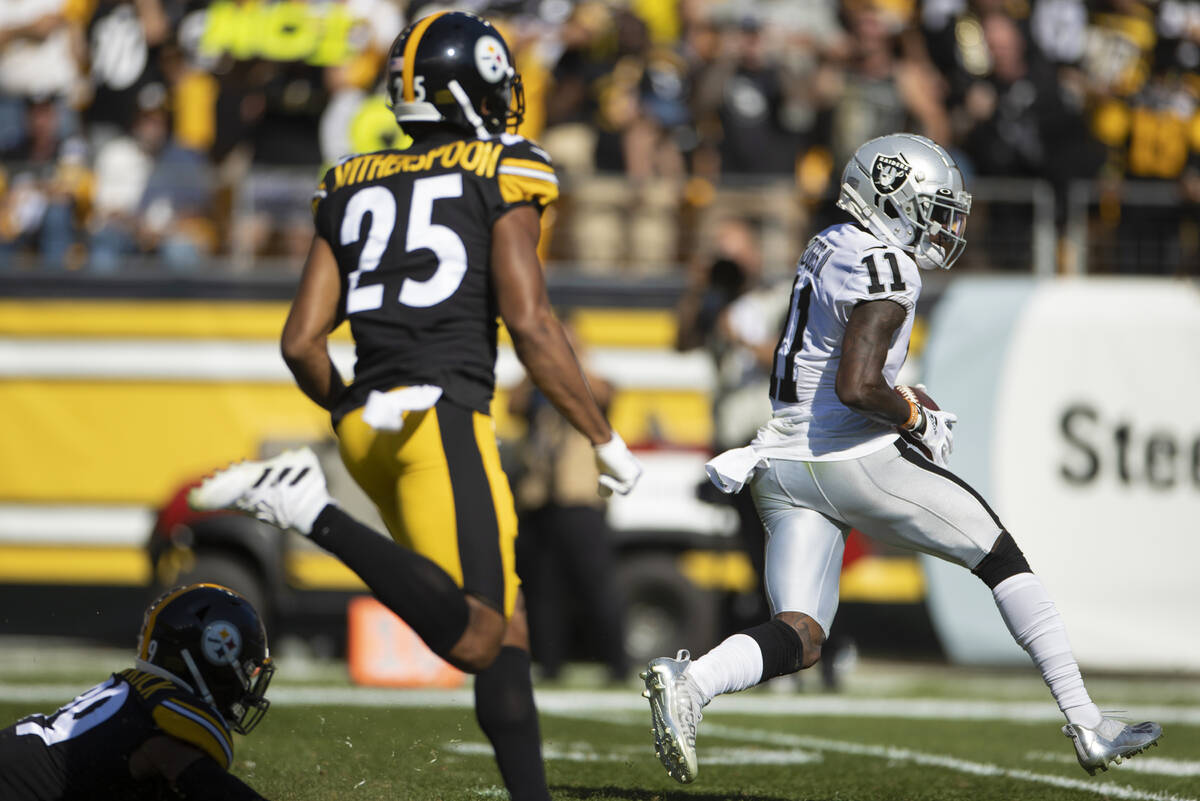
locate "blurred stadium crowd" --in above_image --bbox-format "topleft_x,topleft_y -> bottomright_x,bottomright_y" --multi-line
0,0 -> 1197,275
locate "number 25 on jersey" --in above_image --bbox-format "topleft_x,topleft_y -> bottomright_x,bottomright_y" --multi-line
341,175 -> 469,314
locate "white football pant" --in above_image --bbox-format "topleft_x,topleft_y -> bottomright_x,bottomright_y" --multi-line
752,440 -> 1004,636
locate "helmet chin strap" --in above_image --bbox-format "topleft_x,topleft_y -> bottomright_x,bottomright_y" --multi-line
180,648 -> 225,723
448,79 -> 491,139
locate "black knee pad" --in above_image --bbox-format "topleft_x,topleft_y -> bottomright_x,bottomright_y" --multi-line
745,618 -> 805,680
972,531 -> 1032,589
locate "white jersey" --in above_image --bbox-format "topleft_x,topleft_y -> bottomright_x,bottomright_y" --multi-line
754,223 -> 921,460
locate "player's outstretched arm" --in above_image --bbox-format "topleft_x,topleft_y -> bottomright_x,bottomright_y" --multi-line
492,205 -> 642,494
130,736 -> 267,800
281,234 -> 347,411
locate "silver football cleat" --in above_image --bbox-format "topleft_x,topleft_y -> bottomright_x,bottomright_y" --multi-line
1062,716 -> 1163,775
640,650 -> 705,784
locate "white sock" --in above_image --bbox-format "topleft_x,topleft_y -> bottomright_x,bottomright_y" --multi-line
686,633 -> 763,705
992,573 -> 1103,728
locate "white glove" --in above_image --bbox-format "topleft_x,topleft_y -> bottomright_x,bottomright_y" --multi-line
907,406 -> 958,467
594,431 -> 643,497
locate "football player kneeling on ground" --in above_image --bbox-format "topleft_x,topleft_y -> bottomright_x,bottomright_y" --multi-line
0,584 -> 274,800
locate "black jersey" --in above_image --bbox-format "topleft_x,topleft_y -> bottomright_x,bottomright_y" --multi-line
311,130 -> 559,424
0,668 -> 235,801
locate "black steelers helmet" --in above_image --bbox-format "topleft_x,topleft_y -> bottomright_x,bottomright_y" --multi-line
136,583 -> 274,734
386,10 -> 524,138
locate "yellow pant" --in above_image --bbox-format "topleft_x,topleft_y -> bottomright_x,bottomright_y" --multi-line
335,399 -> 520,617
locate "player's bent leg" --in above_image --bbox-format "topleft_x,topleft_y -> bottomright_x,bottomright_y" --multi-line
473,592 -> 551,801
308,505 -> 474,659
445,597 -> 506,673
830,444 -> 1164,775
641,467 -> 846,784
640,612 -> 824,785
972,532 -> 1096,726
335,400 -> 523,672
189,449 -> 474,659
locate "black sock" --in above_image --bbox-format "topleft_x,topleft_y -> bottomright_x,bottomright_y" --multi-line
309,505 -> 468,656
474,647 -> 550,801
744,618 -> 805,680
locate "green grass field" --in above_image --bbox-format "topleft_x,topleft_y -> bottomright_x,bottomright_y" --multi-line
2,645 -> 1197,801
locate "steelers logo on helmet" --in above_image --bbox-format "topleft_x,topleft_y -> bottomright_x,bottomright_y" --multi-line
201,619 -> 243,666
871,153 -> 912,195
474,35 -> 509,84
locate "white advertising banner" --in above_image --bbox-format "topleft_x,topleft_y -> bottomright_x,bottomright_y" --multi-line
921,277 -> 1200,671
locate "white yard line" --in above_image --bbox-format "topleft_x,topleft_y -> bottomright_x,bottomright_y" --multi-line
2,684 -> 1199,726
694,722 -> 1194,801
1025,752 -> 1200,778
447,741 -> 823,766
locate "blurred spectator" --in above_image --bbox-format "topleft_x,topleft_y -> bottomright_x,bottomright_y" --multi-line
820,1 -> 950,172
0,0 -> 82,269
676,216 -> 776,453
693,13 -> 804,176
317,0 -> 406,165
544,0 -> 667,175
9,95 -> 70,166
0,0 -> 83,157
84,0 -> 171,148
88,82 -> 213,272
675,216 -> 783,626
0,133 -> 90,270
39,136 -> 92,268
509,322 -> 630,685
542,2 -> 619,174
0,171 -> 49,268
1091,68 -> 1200,274
951,11 -> 1101,266
1084,0 -> 1200,274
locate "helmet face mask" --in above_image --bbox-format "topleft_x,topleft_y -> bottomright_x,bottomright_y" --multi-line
137,583 -> 274,734
386,11 -> 525,139
837,133 -> 972,270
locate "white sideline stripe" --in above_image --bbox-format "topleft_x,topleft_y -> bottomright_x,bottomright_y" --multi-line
447,741 -> 823,766
693,723 -> 1194,801
456,738 -> 1200,786
0,506 -> 155,546
542,692 -> 1200,727
0,338 -> 714,391
2,684 -> 1199,726
1025,751 -> 1200,777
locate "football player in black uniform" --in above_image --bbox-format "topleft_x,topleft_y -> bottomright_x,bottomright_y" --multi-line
189,11 -> 642,801
0,584 -> 274,800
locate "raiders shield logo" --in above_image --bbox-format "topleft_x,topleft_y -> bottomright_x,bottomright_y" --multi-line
871,153 -> 911,194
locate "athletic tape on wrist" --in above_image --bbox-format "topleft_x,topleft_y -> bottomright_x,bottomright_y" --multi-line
902,400 -> 922,431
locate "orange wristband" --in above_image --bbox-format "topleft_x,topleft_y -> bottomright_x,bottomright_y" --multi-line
902,400 -> 921,430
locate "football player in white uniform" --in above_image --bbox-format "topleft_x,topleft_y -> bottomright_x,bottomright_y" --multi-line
641,133 -> 1163,784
